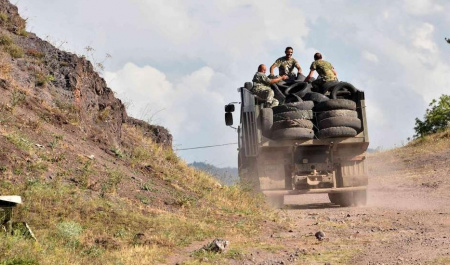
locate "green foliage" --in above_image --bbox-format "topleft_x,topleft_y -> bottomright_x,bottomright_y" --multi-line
0,13 -> 8,24
0,34 -> 12,46
414,94 -> 450,138
5,44 -> 24,58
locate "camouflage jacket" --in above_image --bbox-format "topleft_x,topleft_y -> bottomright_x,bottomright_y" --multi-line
252,72 -> 272,90
273,56 -> 299,76
310,59 -> 337,82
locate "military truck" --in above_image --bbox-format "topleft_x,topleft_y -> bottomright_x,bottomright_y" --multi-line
225,81 -> 369,207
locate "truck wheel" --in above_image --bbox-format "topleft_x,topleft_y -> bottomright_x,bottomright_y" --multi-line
315,99 -> 356,111
285,94 -> 302,103
273,110 -> 313,122
328,192 -> 353,207
317,109 -> 358,121
266,195 -> 284,208
318,117 -> 361,130
272,119 -> 314,131
272,127 -> 314,140
261,108 -> 273,138
354,190 -> 367,206
318,127 -> 357,138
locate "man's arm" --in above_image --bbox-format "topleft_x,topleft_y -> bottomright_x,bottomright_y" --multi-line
269,75 -> 288,84
295,62 -> 302,74
304,70 -> 315,82
332,68 -> 337,77
269,63 -> 277,76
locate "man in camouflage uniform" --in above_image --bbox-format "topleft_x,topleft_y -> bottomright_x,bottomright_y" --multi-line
252,64 -> 288,107
270,47 -> 303,81
305,52 -> 338,93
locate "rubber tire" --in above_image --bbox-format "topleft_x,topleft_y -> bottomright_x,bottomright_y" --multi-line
272,101 -> 314,114
285,82 -> 309,95
261,108 -> 273,138
354,190 -> 367,206
317,109 -> 358,121
273,110 -> 313,122
293,83 -> 312,98
318,117 -> 361,130
315,99 -> 356,111
302,92 -> 329,103
328,192 -> 353,207
285,94 -> 302,103
318,127 -> 357,138
321,80 -> 340,94
272,127 -> 314,140
331,82 -> 358,100
272,119 -> 314,131
271,84 -> 286,104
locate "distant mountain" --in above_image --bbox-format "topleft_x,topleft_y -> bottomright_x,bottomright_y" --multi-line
189,162 -> 239,185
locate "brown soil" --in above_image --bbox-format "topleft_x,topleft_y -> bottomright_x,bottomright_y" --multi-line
170,135 -> 450,265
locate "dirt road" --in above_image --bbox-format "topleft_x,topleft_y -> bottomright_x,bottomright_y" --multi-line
231,148 -> 450,265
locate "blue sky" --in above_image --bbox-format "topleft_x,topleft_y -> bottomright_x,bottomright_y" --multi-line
16,0 -> 450,167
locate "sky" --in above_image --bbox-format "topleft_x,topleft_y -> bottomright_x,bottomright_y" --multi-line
15,0 -> 450,167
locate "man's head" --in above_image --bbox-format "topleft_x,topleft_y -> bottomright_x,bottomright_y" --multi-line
285,47 -> 293,59
258,64 -> 266,73
314,52 -> 322,60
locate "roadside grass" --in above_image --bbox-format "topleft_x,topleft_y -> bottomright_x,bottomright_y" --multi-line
0,124 -> 276,264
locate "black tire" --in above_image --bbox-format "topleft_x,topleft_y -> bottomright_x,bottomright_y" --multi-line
273,110 -> 313,122
315,99 -> 356,112
293,83 -> 312,98
328,192 -> 353,207
285,82 -> 308,95
331,82 -> 358,100
271,84 -> 286,104
318,117 -> 361,130
272,127 -> 314,140
272,119 -> 314,131
285,94 -> 302,103
317,109 -> 358,121
318,127 -> 357,138
272,101 -> 314,114
302,92 -> 329,103
261,108 -> 273,138
321,80 -> 340,94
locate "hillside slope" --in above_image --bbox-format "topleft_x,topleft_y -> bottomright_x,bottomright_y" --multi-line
0,1 -> 277,264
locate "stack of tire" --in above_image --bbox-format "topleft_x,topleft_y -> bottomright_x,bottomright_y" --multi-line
265,80 -> 361,139
315,99 -> 362,138
269,101 -> 315,140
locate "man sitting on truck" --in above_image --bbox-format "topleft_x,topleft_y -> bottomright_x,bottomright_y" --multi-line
270,46 -> 304,82
304,52 -> 338,93
252,64 -> 288,107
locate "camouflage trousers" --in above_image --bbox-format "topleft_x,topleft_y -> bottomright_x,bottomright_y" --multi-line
251,86 -> 279,107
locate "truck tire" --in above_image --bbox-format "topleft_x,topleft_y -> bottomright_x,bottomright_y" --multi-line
315,99 -> 356,111
285,82 -> 310,95
272,127 -> 314,140
302,92 -> 329,103
331,82 -> 358,100
285,94 -> 302,103
292,83 -> 312,98
317,109 -> 358,121
318,127 -> 357,138
261,108 -> 273,138
272,119 -> 314,131
272,101 -> 314,114
328,192 -> 353,207
271,84 -> 286,104
354,190 -> 367,206
273,110 -> 314,122
318,117 -> 361,130
321,80 -> 340,94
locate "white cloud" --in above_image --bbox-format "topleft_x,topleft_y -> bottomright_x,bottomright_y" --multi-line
412,23 -> 438,53
403,0 -> 443,15
361,51 -> 379,63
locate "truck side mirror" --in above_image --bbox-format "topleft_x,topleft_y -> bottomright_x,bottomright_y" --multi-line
225,113 -> 233,126
225,104 -> 235,113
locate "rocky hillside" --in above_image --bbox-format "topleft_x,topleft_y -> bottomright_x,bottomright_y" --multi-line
0,1 -> 275,264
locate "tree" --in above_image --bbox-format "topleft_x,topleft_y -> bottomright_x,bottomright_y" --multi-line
414,94 -> 450,138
